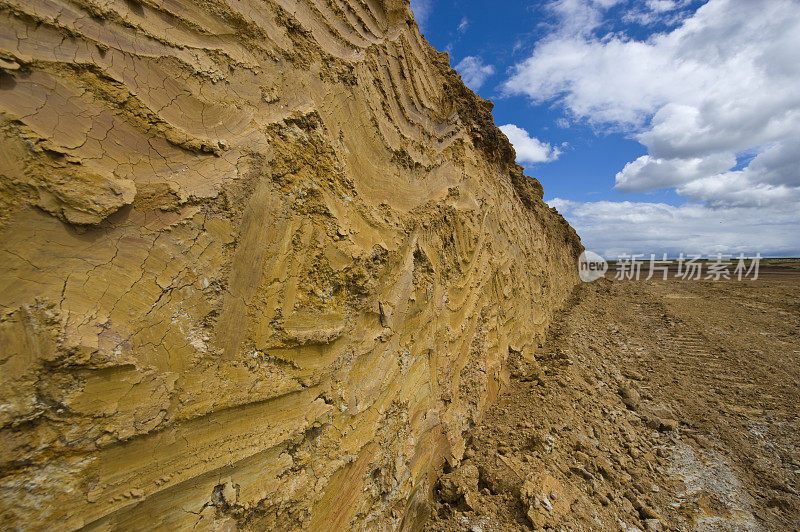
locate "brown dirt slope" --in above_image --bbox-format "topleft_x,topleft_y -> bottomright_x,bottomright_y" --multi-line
426,272 -> 800,531
0,0 -> 580,529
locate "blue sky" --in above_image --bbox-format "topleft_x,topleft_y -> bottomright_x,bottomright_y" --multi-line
410,0 -> 800,258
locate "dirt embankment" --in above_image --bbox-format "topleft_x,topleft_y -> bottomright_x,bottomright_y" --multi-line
0,0 -> 580,529
427,271 -> 800,531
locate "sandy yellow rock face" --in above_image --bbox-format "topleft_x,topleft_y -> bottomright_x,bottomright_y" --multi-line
0,0 -> 581,529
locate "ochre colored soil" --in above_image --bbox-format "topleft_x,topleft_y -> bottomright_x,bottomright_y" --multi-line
427,270 -> 800,531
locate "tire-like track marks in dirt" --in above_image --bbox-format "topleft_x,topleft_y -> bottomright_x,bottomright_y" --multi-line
427,272 -> 800,531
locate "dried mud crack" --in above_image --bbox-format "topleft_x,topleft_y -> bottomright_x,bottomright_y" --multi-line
426,272 -> 800,531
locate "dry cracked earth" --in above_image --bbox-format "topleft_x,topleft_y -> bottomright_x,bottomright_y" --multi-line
0,0 -> 581,528
426,264 -> 800,531
0,0 -> 796,529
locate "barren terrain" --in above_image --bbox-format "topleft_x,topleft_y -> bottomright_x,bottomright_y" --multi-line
427,265 -> 800,531
1,0 -> 796,529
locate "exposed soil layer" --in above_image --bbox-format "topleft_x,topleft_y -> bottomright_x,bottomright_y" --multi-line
427,267 -> 800,531
0,1 -> 582,528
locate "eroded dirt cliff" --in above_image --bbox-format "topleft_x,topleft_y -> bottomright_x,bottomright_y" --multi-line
0,0 -> 581,529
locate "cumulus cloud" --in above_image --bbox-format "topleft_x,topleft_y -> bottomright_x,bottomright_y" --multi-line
677,175 -> 800,208
504,0 -> 800,254
500,124 -> 561,164
549,198 -> 800,258
455,56 -> 495,91
505,0 -> 800,195
676,139 -> 800,207
615,152 -> 737,192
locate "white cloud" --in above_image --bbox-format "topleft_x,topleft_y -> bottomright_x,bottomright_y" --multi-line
615,152 -> 736,192
617,138 -> 800,202
549,198 -> 800,257
548,0 -> 626,36
556,117 -> 571,128
458,17 -> 469,33
503,0 -> 800,252
499,124 -> 561,164
677,174 -> 800,208
455,56 -> 495,91
676,139 -> 800,207
410,0 -> 432,28
645,0 -> 684,12
740,138 -> 800,187
505,0 -> 800,158
623,0 -> 691,25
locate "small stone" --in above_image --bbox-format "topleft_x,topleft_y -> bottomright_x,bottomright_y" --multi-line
624,369 -> 645,381
638,505 -> 660,520
520,473 -> 573,528
644,518 -> 663,531
437,463 -> 480,509
659,419 -> 678,432
619,386 -> 641,410
575,433 -> 599,452
594,457 -> 615,481
693,434 -> 713,448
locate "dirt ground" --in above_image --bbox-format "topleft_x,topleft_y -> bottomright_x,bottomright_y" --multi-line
426,264 -> 800,531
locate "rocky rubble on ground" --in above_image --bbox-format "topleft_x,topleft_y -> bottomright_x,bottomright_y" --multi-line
427,283 -> 679,531
427,278 -> 800,530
